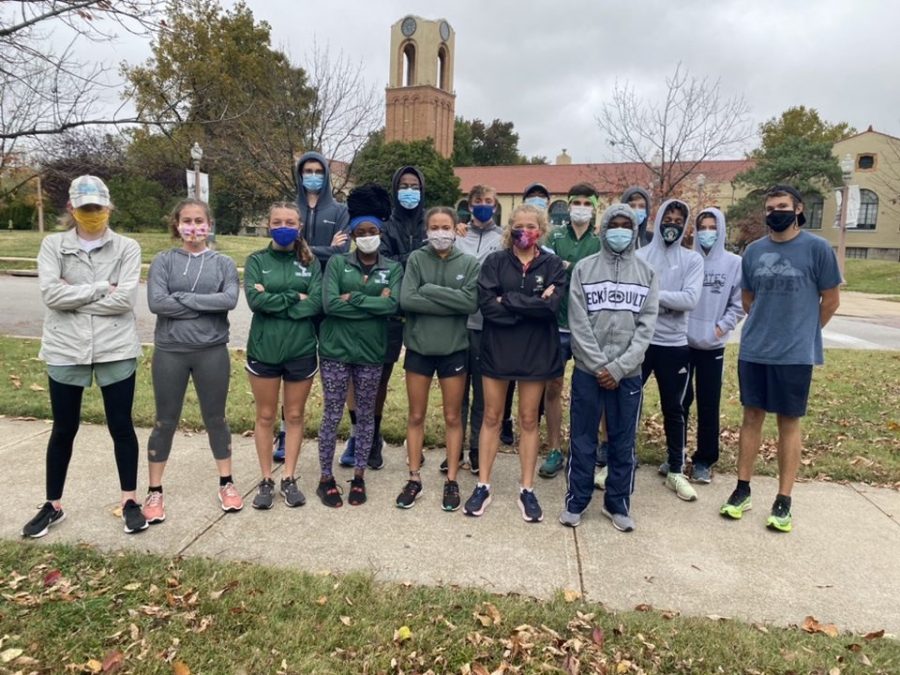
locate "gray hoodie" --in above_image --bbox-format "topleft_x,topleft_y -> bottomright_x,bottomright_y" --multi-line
296,151 -> 350,269
568,204 -> 659,382
620,186 -> 653,248
148,248 -> 240,351
455,219 -> 503,330
635,199 -> 703,347
687,208 -> 745,349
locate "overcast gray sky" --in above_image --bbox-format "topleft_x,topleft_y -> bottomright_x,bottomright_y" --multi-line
80,0 -> 900,162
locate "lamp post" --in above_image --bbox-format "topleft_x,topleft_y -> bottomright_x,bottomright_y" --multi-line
190,142 -> 203,201
836,153 -> 853,281
35,172 -> 44,233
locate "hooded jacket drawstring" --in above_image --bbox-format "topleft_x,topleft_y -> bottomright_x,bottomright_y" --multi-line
182,250 -> 207,293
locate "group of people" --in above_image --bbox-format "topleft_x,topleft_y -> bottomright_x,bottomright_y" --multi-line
22,158 -> 841,539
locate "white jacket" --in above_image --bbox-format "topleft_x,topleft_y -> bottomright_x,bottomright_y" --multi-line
38,227 -> 142,365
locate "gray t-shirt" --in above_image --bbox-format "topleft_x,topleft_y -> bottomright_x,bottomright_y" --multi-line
740,231 -> 841,366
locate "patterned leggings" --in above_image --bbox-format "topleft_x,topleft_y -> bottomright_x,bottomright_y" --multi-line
318,359 -> 382,476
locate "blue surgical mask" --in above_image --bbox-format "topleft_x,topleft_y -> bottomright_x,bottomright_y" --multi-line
632,208 -> 647,225
605,227 -> 633,253
698,230 -> 718,250
397,188 -> 421,209
525,196 -> 548,210
472,204 -> 494,224
302,174 -> 325,192
271,226 -> 299,247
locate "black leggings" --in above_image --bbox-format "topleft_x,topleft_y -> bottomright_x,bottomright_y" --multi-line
46,373 -> 139,501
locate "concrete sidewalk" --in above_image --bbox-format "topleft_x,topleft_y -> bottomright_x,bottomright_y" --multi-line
1,417 -> 898,636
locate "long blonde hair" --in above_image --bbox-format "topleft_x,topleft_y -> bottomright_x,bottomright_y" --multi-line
501,203 -> 549,249
268,201 -> 314,266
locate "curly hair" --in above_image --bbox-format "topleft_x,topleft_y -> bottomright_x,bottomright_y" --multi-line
501,203 -> 549,249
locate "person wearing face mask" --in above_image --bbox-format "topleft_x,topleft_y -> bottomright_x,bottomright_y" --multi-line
296,152 -> 350,270
143,199 -> 242,525
561,204 -> 659,532
721,186 -> 840,533
636,199 -> 704,502
24,176 -> 146,538
244,203 -> 323,511
522,182 -> 551,211
463,204 -> 567,522
683,208 -> 744,486
318,184 -> 402,508
539,183 -> 602,480
395,207 -> 479,511
620,186 -> 653,248
454,185 -> 504,475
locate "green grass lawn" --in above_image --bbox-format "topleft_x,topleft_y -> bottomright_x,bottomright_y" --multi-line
844,259 -> 900,294
0,541 -> 896,674
1,337 -> 898,485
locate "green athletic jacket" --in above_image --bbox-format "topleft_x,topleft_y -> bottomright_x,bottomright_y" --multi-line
400,246 -> 479,356
244,246 -> 322,363
320,251 -> 402,365
544,224 -> 601,330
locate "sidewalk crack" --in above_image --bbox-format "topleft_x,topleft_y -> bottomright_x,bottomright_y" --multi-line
571,527 -> 586,598
847,483 -> 900,530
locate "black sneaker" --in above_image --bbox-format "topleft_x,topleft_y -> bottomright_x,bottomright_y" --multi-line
469,450 -> 480,475
252,478 -> 275,510
442,480 -> 461,512
396,480 -> 423,509
280,476 -> 306,508
367,436 -> 385,470
500,419 -> 514,446
22,502 -> 65,538
316,477 -> 343,508
518,490 -> 544,523
439,450 -> 464,474
463,484 -> 492,517
122,499 -> 149,534
347,476 -> 367,506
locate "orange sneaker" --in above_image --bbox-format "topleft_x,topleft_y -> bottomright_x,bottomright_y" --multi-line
218,482 -> 244,512
143,491 -> 166,524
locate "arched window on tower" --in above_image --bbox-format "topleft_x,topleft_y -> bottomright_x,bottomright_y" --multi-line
402,43 -> 416,87
438,46 -> 449,91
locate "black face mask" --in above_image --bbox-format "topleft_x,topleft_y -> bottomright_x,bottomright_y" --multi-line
661,224 -> 684,246
766,210 -> 796,232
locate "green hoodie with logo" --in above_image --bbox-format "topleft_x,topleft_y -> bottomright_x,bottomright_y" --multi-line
244,246 -> 322,364
320,252 -> 402,365
400,246 -> 479,355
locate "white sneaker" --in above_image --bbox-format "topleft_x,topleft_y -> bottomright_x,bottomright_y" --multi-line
593,465 -> 608,490
665,472 -> 698,501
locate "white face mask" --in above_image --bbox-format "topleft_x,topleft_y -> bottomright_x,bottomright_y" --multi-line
355,234 -> 380,254
569,205 -> 593,225
427,230 -> 455,251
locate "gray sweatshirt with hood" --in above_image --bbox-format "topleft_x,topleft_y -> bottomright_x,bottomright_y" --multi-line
687,207 -> 745,350
620,186 -> 653,248
455,218 -> 503,330
569,203 -> 659,383
635,199 -> 703,347
147,248 -> 240,352
296,151 -> 350,269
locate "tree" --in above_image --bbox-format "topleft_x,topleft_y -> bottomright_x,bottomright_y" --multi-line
597,63 -> 753,199
754,106 -> 856,156
452,117 -> 537,167
353,132 -> 461,209
452,118 -> 475,167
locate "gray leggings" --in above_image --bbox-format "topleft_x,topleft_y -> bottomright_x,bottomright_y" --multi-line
147,345 -> 232,462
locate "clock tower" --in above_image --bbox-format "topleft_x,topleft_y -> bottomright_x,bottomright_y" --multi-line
385,15 -> 455,158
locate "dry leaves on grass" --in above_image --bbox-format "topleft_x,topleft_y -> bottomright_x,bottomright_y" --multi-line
801,615 -> 840,638
473,602 -> 502,627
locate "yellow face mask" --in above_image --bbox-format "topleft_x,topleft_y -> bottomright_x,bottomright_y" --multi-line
72,208 -> 109,234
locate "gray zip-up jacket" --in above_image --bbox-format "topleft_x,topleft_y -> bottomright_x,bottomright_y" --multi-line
296,151 -> 350,269
148,248 -> 240,352
38,227 -> 142,365
635,198 -> 704,347
455,219 -> 503,330
687,208 -> 745,350
569,204 -> 659,383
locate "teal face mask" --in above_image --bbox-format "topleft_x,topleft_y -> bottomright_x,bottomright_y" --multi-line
698,230 -> 718,250
605,227 -> 633,253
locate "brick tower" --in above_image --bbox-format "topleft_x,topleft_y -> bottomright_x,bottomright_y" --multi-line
385,16 -> 455,158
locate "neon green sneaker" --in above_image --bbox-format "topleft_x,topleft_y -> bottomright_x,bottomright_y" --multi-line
766,500 -> 792,533
720,489 -> 752,519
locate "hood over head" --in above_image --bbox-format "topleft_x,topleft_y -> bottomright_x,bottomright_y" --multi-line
647,198 -> 692,251
693,207 -> 728,258
296,151 -> 337,209
620,185 -> 652,244
599,203 -> 640,255
390,165 -> 426,222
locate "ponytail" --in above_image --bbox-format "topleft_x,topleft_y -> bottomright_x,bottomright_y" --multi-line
267,201 -> 313,266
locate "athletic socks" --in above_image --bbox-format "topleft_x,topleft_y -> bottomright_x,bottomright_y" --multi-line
735,479 -> 751,499
774,494 -> 791,510
219,475 -> 233,487
149,485 -> 163,494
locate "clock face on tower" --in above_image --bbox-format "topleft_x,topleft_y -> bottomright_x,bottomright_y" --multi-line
440,20 -> 450,41
401,16 -> 417,37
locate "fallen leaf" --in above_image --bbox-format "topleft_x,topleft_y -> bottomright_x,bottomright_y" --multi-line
393,625 -> 412,643
123,583 -> 141,591
473,611 -> 492,628
484,602 -> 502,625
240,430 -> 254,438
0,648 -> 23,664
634,603 -> 653,612
863,629 -> 884,640
802,615 -> 839,637
29,383 -> 45,391
43,569 -> 62,588
101,650 -> 124,673
86,658 -> 103,673
172,662 -> 191,675
209,580 -> 239,600
315,595 -> 328,605
846,643 -> 862,653
563,653 -> 580,675
339,615 -> 351,626
828,668 -> 840,675
563,589 -> 581,603
591,627 -> 604,648
9,375 -> 21,389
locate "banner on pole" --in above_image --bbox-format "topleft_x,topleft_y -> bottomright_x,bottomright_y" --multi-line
185,171 -> 210,203
834,185 -> 860,229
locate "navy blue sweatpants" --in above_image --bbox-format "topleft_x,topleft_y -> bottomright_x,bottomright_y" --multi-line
565,369 -> 643,517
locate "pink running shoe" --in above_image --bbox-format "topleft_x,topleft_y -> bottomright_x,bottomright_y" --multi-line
218,482 -> 244,512
143,491 -> 166,524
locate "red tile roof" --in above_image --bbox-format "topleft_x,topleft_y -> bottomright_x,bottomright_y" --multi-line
454,160 -> 754,196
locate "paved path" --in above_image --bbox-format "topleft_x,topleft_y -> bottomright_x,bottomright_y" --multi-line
1,276 -> 898,351
2,418 -> 898,635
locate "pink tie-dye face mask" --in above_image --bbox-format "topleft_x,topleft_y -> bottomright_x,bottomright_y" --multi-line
178,222 -> 210,242
511,228 -> 540,250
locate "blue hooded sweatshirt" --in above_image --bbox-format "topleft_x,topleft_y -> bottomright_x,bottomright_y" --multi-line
296,151 -> 350,270
687,207 -> 745,350
635,198 -> 704,347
